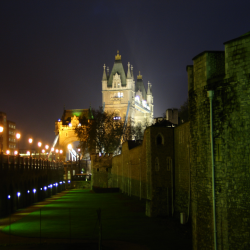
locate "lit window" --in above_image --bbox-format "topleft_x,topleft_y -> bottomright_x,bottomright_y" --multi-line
118,92 -> 120,97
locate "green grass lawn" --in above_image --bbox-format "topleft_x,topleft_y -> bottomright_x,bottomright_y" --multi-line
2,189 -> 192,249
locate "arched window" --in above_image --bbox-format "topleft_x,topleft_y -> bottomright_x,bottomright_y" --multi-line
155,157 -> 160,171
156,134 -> 163,145
114,82 -> 116,88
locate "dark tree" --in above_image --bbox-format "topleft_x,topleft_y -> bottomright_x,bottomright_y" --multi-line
75,107 -> 124,154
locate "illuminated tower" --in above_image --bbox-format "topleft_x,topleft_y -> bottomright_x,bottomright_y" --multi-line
102,51 -> 153,126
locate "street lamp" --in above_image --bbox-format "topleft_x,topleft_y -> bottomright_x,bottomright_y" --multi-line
28,138 -> 33,157
59,149 -> 63,161
16,133 -> 21,155
45,145 -> 49,159
38,142 -> 42,159
42,149 -> 45,159
0,126 -> 3,154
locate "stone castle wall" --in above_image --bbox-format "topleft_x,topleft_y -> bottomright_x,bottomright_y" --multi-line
111,126 -> 174,217
174,122 -> 191,220
91,153 -> 113,188
188,33 -> 250,250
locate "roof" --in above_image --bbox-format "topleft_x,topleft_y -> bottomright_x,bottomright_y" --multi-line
61,109 -> 89,124
224,31 -> 250,44
192,51 -> 224,61
107,53 -> 127,87
135,78 -> 147,100
151,119 -> 175,127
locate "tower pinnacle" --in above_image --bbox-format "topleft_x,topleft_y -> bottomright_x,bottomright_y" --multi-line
102,64 -> 107,81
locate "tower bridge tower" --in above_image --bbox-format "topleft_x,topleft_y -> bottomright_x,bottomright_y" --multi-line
102,51 -> 154,126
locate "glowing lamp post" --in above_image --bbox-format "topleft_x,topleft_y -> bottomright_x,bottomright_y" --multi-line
28,138 -> 33,157
42,149 -> 45,159
16,133 -> 21,155
0,126 -> 3,154
45,145 -> 49,159
38,142 -> 42,159
59,149 -> 63,161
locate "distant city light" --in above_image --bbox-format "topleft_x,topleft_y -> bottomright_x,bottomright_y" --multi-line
69,123 -> 72,127
68,180 -> 71,183
58,119 -> 61,121
44,186 -> 47,191
27,190 -> 30,193
33,189 -> 36,194
7,195 -> 11,199
17,192 -> 21,197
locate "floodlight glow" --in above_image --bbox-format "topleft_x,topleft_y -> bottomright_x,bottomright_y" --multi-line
78,123 -> 81,126
44,186 -> 47,191
17,192 -> 21,197
58,119 -> 61,121
6,150 -> 10,155
40,188 -> 42,190
63,181 -> 65,183
69,123 -> 72,127
33,189 -> 36,193
59,181 -> 62,184
45,145 -> 49,150
7,195 -> 11,199
55,149 -> 59,153
38,142 -> 42,147
55,183 -> 58,187
27,151 -> 30,155
53,184 -> 56,186
60,149 -> 63,154
14,150 -> 18,155
51,147 -> 54,152
0,126 -> 3,133
28,138 -> 33,144
42,149 -> 45,153
68,180 -> 71,183
67,144 -> 72,150
27,190 -> 30,193
16,133 -> 21,139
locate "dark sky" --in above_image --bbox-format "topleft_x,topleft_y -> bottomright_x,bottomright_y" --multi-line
1,0 -> 249,148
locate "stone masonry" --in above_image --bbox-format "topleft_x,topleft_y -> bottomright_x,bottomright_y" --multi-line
188,32 -> 250,250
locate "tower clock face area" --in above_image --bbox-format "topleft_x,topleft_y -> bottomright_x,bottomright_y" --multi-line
102,51 -> 154,126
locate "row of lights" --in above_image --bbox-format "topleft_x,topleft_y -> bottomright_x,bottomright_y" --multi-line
7,181 -> 66,199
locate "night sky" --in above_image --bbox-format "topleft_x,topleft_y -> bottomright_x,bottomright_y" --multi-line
1,0 -> 249,148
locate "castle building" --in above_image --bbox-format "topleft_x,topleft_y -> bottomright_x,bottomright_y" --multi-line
102,51 -> 154,127
0,112 -> 17,154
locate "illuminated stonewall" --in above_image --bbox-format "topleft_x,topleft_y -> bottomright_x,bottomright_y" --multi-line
187,32 -> 250,250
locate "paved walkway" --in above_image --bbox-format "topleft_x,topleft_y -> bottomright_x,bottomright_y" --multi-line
0,190 -> 149,250
0,189 -> 192,250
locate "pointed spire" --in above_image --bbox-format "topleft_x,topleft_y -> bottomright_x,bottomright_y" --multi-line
127,62 -> 132,79
102,64 -> 107,81
131,65 -> 134,80
115,50 -> 121,61
137,71 -> 142,80
147,81 -> 152,95
107,66 -> 109,80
